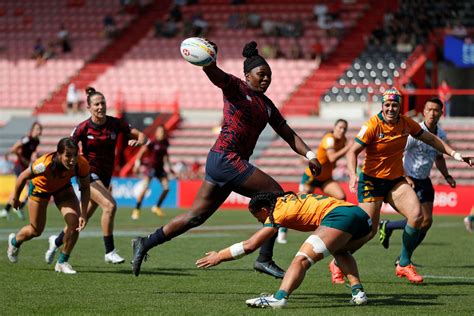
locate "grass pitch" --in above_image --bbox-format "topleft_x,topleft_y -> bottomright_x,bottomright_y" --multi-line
1,207 -> 473,315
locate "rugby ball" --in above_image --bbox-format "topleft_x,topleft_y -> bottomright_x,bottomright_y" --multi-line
180,37 -> 217,67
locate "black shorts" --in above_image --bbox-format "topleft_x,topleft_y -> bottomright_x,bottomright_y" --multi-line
145,167 -> 167,179
412,177 -> 435,203
205,150 -> 255,188
90,172 -> 112,188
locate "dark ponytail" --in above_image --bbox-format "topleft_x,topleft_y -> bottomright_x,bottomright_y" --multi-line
85,86 -> 104,105
242,41 -> 269,74
249,191 -> 296,226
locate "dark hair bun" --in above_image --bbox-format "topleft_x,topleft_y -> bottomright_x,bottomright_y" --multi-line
242,41 -> 258,58
85,87 -> 96,95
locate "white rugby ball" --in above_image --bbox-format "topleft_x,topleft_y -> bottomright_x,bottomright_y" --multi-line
180,37 -> 217,67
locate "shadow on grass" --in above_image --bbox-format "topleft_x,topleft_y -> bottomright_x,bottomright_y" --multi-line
289,292 -> 447,308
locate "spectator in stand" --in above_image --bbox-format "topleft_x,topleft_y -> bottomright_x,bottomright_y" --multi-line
246,12 -> 261,29
396,33 -> 414,53
311,40 -> 323,69
168,4 -> 182,22
103,14 -> 118,39
288,38 -> 304,59
191,13 -> 209,37
32,38 -> 46,66
403,78 -> 417,112
63,83 -> 83,114
449,21 -> 467,38
438,80 -> 452,117
155,18 -> 179,38
57,24 -> 72,53
261,41 -> 284,59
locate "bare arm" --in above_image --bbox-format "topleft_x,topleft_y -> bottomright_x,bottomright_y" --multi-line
276,122 -> 321,176
416,132 -> 472,166
10,140 -> 29,166
76,175 -> 91,231
128,128 -> 147,147
202,61 -> 227,87
326,142 -> 352,163
195,226 -> 277,268
11,168 -> 35,208
133,145 -> 148,173
435,154 -> 456,188
347,141 -> 365,193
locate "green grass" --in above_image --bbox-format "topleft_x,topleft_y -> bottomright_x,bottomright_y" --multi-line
1,207 -> 473,315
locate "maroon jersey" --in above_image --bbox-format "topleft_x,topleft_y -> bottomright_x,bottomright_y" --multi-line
211,74 -> 285,160
71,116 -> 131,177
143,139 -> 169,170
15,136 -> 40,170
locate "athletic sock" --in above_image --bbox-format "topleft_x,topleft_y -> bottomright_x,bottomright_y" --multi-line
55,231 -> 65,247
135,201 -> 142,209
58,252 -> 70,264
414,231 -> 427,249
351,284 -> 364,295
399,224 -> 421,267
386,219 -> 407,231
257,230 -> 277,262
274,290 -> 288,300
104,235 -> 115,254
18,201 -> 26,210
4,203 -> 12,212
468,215 -> 474,222
11,236 -> 22,247
143,227 -> 170,251
279,227 -> 288,233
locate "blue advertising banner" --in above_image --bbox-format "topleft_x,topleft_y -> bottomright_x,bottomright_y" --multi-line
72,177 -> 178,208
444,35 -> 474,68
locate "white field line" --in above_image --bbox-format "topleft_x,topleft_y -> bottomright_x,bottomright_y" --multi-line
422,275 -> 474,281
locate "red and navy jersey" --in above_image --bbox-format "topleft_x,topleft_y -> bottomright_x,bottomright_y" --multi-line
211,74 -> 285,160
71,116 -> 131,177
16,136 -> 40,169
143,139 -> 169,170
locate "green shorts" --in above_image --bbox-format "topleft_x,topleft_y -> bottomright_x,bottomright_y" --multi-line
300,172 -> 330,188
320,206 -> 372,240
28,182 -> 72,202
357,173 -> 405,203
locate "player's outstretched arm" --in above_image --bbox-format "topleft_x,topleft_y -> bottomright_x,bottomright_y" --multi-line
346,142 -> 364,193
417,131 -> 472,166
196,226 -> 277,268
11,168 -> 34,209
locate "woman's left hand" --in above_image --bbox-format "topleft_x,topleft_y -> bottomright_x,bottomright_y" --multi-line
128,139 -> 142,147
196,251 -> 220,268
308,158 -> 321,177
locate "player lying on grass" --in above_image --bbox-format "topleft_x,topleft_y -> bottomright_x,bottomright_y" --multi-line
196,192 -> 372,308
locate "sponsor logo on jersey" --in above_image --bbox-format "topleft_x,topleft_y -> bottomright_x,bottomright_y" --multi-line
33,163 -> 46,174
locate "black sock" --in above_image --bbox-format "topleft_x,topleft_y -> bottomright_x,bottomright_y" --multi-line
386,219 -> 407,231
55,231 -> 65,247
135,201 -> 142,209
19,201 -> 26,210
415,231 -> 427,249
257,230 -> 277,262
104,235 -> 115,254
4,203 -> 12,212
143,227 -> 170,251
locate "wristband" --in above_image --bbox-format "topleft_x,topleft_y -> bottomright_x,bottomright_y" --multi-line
450,151 -> 463,162
305,151 -> 316,160
229,242 -> 245,259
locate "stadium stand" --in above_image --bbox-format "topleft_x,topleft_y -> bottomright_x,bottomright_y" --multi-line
0,0 -> 134,111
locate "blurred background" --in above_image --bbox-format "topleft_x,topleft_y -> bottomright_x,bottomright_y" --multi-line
0,0 -> 473,213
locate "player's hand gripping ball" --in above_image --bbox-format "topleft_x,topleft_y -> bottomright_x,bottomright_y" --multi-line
180,37 -> 217,67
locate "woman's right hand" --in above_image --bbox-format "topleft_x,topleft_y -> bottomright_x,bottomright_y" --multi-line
11,197 -> 21,210
349,173 -> 359,194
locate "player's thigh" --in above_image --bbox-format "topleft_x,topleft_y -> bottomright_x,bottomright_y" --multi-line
90,180 -> 115,209
299,226 -> 352,257
189,180 -> 232,217
158,176 -> 170,190
235,167 -> 283,197
322,180 -> 346,200
386,182 -> 421,219
27,197 -> 49,232
54,186 -> 81,224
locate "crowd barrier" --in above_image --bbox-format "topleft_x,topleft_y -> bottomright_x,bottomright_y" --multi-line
0,176 -> 471,215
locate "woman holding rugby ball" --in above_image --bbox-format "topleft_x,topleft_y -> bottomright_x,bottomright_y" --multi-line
131,40 -> 322,279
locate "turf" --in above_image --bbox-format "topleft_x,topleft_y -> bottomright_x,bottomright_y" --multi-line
1,207 -> 473,315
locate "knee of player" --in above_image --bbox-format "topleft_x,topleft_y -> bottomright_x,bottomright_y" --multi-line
421,216 -> 433,230
294,251 -> 316,268
102,200 -> 117,213
187,213 -> 207,228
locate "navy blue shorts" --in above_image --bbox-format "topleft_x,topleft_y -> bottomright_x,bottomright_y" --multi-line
205,150 -> 255,188
145,167 -> 167,179
90,173 -> 111,188
412,177 -> 435,203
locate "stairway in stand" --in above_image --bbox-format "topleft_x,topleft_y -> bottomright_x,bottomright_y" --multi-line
281,1 -> 394,116
36,1 -> 171,114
